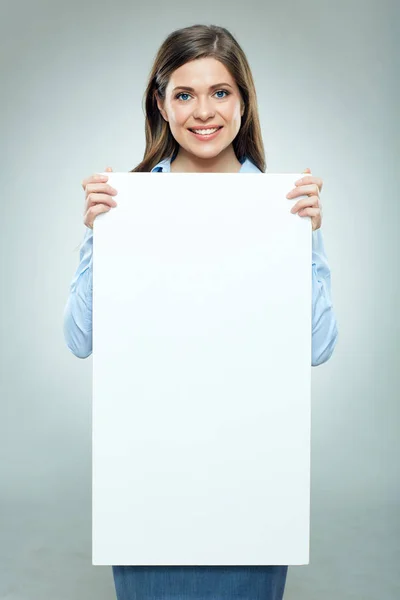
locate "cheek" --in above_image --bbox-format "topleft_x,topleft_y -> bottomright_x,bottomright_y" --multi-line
224,100 -> 242,123
170,105 -> 191,126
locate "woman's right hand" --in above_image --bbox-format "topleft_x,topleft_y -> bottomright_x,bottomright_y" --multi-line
81,166 -> 118,229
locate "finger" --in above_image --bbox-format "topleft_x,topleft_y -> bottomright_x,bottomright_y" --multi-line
81,172 -> 109,191
86,192 -> 118,209
84,203 -> 112,229
295,175 -> 323,192
287,184 -> 320,198
297,207 -> 320,217
105,167 -> 113,172
291,195 -> 319,213
85,182 -> 118,199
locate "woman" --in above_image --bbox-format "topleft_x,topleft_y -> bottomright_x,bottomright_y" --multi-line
64,23 -> 338,600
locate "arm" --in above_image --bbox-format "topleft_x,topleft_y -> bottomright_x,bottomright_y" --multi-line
63,226 -> 93,358
311,228 -> 339,366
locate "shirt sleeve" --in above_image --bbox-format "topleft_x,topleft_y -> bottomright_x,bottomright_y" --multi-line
63,226 -> 93,358
311,228 -> 339,366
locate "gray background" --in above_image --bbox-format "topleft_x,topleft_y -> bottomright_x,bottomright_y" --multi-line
1,0 -> 398,598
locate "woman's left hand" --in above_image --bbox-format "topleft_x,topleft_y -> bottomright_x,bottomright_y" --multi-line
286,167 -> 323,231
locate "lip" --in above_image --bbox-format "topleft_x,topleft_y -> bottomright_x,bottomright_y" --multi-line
188,125 -> 223,130
188,126 -> 223,141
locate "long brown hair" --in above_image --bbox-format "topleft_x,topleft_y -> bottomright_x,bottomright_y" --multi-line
130,24 -> 266,173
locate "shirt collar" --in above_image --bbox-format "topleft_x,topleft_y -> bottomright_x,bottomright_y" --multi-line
151,156 -> 262,173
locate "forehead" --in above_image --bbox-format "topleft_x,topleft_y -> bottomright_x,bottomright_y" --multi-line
167,57 -> 236,90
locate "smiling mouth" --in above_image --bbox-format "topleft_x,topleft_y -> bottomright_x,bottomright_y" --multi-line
188,126 -> 223,134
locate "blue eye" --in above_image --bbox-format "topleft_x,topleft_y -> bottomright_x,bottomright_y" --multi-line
175,89 -> 230,101
177,92 -> 191,101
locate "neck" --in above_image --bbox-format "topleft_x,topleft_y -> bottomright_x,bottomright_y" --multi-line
170,146 -> 243,173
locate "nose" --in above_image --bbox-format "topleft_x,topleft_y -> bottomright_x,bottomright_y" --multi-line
193,96 -> 215,120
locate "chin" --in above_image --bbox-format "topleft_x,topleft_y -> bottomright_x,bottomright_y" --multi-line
189,141 -> 230,156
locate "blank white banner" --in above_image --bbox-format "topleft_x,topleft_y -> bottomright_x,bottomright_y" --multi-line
92,172 -> 311,566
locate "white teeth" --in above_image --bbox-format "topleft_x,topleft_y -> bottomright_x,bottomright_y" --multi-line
192,128 -> 220,135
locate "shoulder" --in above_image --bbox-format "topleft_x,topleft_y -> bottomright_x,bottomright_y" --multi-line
240,158 -> 263,173
151,156 -> 263,173
151,158 -> 171,172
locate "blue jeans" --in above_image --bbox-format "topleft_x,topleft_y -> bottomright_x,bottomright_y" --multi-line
112,565 -> 288,599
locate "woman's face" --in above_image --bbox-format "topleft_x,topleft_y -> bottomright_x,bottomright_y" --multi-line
156,57 -> 244,160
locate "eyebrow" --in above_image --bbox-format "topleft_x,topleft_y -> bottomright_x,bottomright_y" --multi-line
172,83 -> 234,92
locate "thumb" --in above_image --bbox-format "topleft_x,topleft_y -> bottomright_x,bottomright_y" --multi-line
302,167 -> 311,174
105,166 -> 113,172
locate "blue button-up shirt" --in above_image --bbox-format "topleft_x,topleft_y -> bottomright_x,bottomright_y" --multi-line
63,156 -> 338,365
